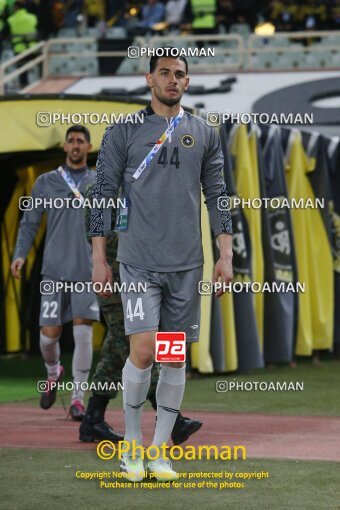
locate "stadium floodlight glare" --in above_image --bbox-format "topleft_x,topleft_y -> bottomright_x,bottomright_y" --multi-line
255,22 -> 275,36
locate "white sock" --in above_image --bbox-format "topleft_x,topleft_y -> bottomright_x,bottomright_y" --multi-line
72,325 -> 93,402
122,357 -> 153,446
151,365 -> 186,449
40,331 -> 61,379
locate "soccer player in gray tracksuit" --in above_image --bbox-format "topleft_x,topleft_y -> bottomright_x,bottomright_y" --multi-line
11,125 -> 99,421
90,52 -> 233,481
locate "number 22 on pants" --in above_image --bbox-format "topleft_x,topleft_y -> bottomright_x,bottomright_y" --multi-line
126,298 -> 145,322
42,300 -> 58,318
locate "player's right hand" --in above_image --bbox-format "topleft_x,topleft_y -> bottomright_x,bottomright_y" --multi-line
11,258 -> 25,279
92,260 -> 113,296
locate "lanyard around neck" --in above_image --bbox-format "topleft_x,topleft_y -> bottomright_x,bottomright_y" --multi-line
132,107 -> 184,181
57,166 -> 84,203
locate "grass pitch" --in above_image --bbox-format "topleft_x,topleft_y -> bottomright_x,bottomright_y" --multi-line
0,356 -> 339,509
0,448 -> 338,510
0,355 -> 339,417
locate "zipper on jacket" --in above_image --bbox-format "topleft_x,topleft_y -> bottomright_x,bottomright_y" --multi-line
166,117 -> 173,143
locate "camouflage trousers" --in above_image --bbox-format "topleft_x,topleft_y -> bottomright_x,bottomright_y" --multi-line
91,299 -> 160,399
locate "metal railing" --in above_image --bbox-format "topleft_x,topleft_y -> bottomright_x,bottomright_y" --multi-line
247,30 -> 340,69
1,30 -> 340,94
0,42 -> 47,94
0,37 -> 129,94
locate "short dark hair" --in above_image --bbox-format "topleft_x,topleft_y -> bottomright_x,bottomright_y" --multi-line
65,125 -> 91,143
149,47 -> 188,74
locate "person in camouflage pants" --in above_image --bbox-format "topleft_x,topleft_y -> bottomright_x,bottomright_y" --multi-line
79,185 -> 202,445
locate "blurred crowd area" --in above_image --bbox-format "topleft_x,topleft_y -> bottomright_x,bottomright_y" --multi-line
1,0 -> 340,47
1,0 -> 340,72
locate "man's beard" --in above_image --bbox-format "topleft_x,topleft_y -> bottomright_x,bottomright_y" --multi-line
156,90 -> 182,107
69,154 -> 84,164
160,96 -> 180,107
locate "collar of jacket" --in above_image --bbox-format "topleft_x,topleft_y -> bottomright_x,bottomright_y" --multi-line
144,104 -> 155,116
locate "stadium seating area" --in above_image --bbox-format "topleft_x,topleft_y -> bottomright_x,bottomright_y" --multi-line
2,30 -> 340,92
0,0 -> 340,92
36,30 -> 340,78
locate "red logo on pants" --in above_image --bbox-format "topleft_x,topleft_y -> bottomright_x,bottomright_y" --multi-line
155,332 -> 186,362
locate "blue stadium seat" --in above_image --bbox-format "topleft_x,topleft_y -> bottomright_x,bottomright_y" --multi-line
250,51 -> 277,69
57,28 -> 77,37
116,57 -> 141,74
105,27 -> 127,39
229,23 -> 251,39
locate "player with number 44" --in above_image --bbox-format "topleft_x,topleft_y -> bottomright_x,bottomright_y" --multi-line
90,50 -> 233,482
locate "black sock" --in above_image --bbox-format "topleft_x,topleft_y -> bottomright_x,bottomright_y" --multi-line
86,394 -> 110,419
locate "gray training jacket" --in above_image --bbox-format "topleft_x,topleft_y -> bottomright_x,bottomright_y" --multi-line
13,166 -> 96,281
90,105 -> 232,272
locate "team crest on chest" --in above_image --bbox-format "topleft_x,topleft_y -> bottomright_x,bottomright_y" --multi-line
181,134 -> 195,148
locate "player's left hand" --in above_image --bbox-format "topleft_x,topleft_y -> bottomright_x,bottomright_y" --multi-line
92,260 -> 113,297
213,257 -> 233,298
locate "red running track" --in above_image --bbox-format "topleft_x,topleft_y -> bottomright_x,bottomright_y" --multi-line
1,404 -> 339,461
